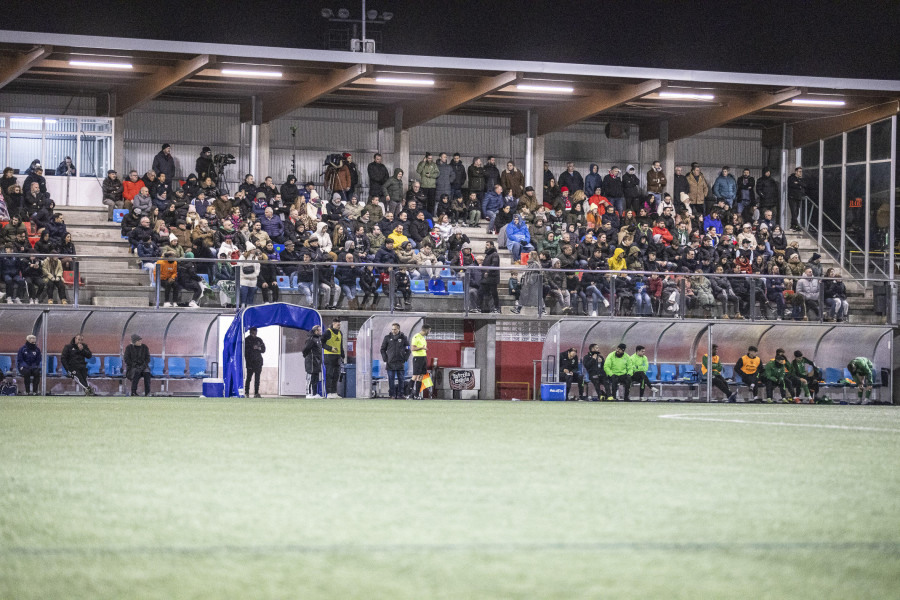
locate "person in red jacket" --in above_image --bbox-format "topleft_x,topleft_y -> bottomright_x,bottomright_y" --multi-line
651,218 -> 673,246
122,170 -> 144,207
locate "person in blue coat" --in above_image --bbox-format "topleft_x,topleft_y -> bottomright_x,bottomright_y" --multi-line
712,166 -> 737,207
481,184 -> 503,234
505,213 -> 534,263
584,163 -> 602,197
16,334 -> 42,395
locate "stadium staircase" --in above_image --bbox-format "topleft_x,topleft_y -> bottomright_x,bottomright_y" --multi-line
59,205 -> 881,321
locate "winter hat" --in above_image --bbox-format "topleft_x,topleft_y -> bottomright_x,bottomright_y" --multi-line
162,143 -> 171,151
560,186 -> 569,192
134,208 -> 142,215
462,242 -> 472,250
332,193 -> 342,201
525,186 -> 534,192
256,192 -> 267,199
183,251 -> 194,258
169,234 -> 178,242
679,192 -> 690,204
809,253 -> 821,262
131,334 -> 142,343
202,146 -> 211,153
342,152 -> 352,159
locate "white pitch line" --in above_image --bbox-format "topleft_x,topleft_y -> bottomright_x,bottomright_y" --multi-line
659,412 -> 900,433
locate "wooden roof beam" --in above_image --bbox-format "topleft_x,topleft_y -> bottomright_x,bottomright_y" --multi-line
261,64 -> 371,123
115,54 -> 214,115
377,71 -> 521,130
513,79 -> 662,136
0,46 -> 52,90
640,88 -> 802,142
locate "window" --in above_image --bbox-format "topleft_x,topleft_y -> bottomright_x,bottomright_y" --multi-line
0,114 -> 114,178
823,135 -> 842,166
846,127 -> 867,164
45,135 -> 77,174
9,134 -> 41,173
870,118 -> 892,161
800,142 -> 819,168
80,135 -> 112,178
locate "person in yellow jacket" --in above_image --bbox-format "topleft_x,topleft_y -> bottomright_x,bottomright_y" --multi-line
734,345 -> 761,401
628,345 -> 654,400
322,318 -> 344,398
604,343 -> 633,401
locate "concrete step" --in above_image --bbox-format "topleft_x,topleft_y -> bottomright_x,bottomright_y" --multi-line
92,296 -> 150,307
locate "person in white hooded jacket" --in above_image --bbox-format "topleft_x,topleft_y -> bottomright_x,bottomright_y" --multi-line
238,248 -> 261,306
312,221 -> 333,257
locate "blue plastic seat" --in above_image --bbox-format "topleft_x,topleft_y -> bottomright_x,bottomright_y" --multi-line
824,368 -> 843,385
428,278 -> 448,295
646,364 -> 658,382
721,364 -> 734,379
276,275 -> 291,289
448,279 -> 465,295
198,273 -> 210,286
439,268 -> 453,278
86,356 -> 102,377
149,356 -> 165,377
189,357 -> 208,378
46,356 -> 58,375
0,355 -> 12,374
411,279 -> 427,293
659,364 -> 678,382
372,359 -> 382,379
168,357 -> 187,378
112,208 -> 129,223
104,356 -> 123,377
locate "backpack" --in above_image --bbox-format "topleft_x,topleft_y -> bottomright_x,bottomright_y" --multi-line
0,378 -> 17,396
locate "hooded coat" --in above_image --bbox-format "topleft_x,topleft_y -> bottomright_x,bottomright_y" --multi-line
383,168 -> 405,203
584,164 -> 602,197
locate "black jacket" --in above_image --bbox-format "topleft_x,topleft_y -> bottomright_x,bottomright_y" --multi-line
787,174 -> 806,201
602,174 -> 624,198
583,352 -> 604,378
756,175 -> 779,207
559,352 -> 579,378
196,155 -> 215,182
124,343 -> 151,378
367,161 -> 390,196
449,160 -> 467,189
61,338 -> 92,372
673,174 -> 689,201
244,334 -> 266,368
303,332 -> 323,373
481,246 -> 500,284
380,331 -> 410,370
152,151 -> 176,180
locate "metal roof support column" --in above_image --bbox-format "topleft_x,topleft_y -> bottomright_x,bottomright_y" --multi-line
389,107 -> 410,184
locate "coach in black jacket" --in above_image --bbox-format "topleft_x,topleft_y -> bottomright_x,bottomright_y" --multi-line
380,323 -> 410,398
559,347 -> 584,400
124,333 -> 152,396
582,344 -> 607,400
62,334 -> 93,392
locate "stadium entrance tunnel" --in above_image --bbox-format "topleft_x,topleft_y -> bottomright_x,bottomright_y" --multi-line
222,303 -> 323,397
355,315 -> 425,399
541,319 -> 894,403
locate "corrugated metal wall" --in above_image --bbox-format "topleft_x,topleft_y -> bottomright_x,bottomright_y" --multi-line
0,92 -> 97,116
123,99 -> 242,179
545,121 -> 642,186
674,127 -> 766,177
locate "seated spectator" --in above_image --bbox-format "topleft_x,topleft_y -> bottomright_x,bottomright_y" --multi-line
41,253 -> 67,304
505,213 -> 534,264
795,267 -> 820,320
823,267 -> 849,322
176,251 -> 203,308
259,207 -> 285,244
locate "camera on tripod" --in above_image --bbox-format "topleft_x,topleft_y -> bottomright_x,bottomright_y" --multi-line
213,153 -> 236,170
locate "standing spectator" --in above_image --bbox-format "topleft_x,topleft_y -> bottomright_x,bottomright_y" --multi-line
449,153 -> 466,200
434,152 -> 454,204
786,166 -> 805,231
322,319 -> 344,399
604,343 -> 632,401
280,174 -> 299,208
602,166 -> 625,215
847,357 -> 875,404
344,153 -> 359,199
500,161 -> 525,199
101,169 -> 124,221
238,248 -> 261,306
244,327 -> 266,398
756,167 -> 779,223
416,153 -> 439,213
483,156 -> 502,194
672,166 -> 689,202
712,166 -> 737,207
558,162 -> 584,194
303,325 -> 324,398
383,168 -> 404,212
124,333 -> 152,397
646,160 -> 667,205
477,241 -> 500,313
702,344 -> 737,402
622,165 -> 642,213
195,147 -> 215,182
735,346 -> 761,401
559,347 -> 584,401
409,324 -> 431,399
584,164 -> 602,197
543,161 -> 555,194
686,163 -> 709,215
582,344 -> 607,401
380,322 -> 410,399
152,144 -> 175,181
61,334 -> 93,394
467,158 -> 486,204
735,168 -> 756,218
367,153 -> 389,198
16,334 -> 42,395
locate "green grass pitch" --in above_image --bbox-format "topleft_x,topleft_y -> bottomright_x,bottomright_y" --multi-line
2,398 -> 899,599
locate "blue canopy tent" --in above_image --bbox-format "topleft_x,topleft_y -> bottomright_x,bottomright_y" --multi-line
222,303 -> 323,397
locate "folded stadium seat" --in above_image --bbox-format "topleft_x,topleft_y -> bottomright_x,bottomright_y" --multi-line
721,364 -> 735,380
188,357 -> 207,378
680,365 -> 698,381
276,275 -> 291,289
24,222 -> 34,235
149,357 -> 165,378
62,271 -> 85,286
28,236 -> 39,248
823,368 -> 844,386
85,356 -> 102,377
167,357 -> 187,378
0,355 -> 12,374
439,268 -> 453,278
448,280 -> 465,295
646,364 -> 659,382
659,364 -> 678,382
372,359 -> 382,379
46,356 -> 58,375
104,356 -> 123,377
411,279 -> 427,293
112,209 -> 129,223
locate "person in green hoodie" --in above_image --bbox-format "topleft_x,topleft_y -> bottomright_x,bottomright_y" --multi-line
789,350 -> 821,403
604,343 -> 633,401
761,354 -> 790,403
847,357 -> 875,403
629,345 -> 654,400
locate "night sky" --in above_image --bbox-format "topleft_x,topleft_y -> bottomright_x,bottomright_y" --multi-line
3,0 -> 899,80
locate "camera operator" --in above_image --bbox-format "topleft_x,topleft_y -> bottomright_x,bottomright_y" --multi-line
196,147 -> 215,183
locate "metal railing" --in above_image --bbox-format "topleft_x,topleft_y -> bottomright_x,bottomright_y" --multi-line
1,252 -> 894,325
